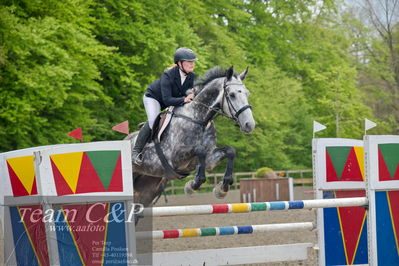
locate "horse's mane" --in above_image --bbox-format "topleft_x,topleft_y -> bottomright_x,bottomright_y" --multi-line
194,66 -> 237,94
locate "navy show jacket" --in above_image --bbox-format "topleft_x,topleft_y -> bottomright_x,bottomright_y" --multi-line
145,66 -> 195,109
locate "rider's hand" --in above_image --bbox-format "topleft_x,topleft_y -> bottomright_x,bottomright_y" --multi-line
184,93 -> 194,103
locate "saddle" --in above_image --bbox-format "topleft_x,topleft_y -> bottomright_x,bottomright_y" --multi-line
150,106 -> 174,143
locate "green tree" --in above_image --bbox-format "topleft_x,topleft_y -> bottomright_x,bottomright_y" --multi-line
90,0 -> 210,139
243,0 -> 371,139
0,1 -> 111,151
343,0 -> 399,133
0,0 -> 378,173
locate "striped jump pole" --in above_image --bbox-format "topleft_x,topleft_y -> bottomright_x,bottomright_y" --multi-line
143,197 -> 368,217
136,222 -> 314,240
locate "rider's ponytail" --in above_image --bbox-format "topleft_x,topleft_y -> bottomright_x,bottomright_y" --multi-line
166,64 -> 177,70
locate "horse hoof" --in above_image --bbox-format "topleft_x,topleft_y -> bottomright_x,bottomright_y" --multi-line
213,182 -> 228,199
184,180 -> 196,196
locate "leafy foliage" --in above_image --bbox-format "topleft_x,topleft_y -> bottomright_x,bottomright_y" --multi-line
0,0 -> 384,171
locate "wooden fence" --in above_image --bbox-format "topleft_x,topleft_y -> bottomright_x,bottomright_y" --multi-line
166,169 -> 313,195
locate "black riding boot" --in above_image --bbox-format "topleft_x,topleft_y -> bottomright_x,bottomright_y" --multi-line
132,122 -> 151,165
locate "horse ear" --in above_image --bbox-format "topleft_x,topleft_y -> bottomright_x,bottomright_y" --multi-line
239,66 -> 249,81
226,66 -> 234,80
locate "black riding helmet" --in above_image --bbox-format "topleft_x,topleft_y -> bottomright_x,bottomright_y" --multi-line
174,47 -> 197,63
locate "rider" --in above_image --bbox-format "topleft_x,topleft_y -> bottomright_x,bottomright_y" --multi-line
132,47 -> 197,165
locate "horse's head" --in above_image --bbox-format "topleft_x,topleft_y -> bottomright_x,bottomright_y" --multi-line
193,66 -> 255,134
219,66 -> 255,134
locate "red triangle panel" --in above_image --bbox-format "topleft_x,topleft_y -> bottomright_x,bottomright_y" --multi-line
107,154 -> 123,192
19,205 -> 50,266
75,152 -> 106,194
7,162 -> 29,196
50,158 -> 74,196
326,151 -> 339,182
335,190 -> 367,265
31,178 -> 38,195
63,204 -> 108,266
378,148 -> 392,181
388,191 -> 399,251
340,148 -> 363,182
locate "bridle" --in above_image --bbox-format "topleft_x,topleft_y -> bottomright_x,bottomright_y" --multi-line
172,78 -> 252,129
192,78 -> 252,122
220,79 -> 252,122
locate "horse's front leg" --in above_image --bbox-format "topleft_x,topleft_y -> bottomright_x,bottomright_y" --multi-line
184,146 -> 207,194
206,146 -> 236,199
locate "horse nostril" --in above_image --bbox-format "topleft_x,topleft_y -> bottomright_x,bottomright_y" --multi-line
244,122 -> 254,132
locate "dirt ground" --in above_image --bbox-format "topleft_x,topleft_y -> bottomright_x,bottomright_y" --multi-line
148,187 -> 318,266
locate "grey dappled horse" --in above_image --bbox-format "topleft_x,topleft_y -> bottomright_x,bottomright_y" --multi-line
127,66 -> 255,207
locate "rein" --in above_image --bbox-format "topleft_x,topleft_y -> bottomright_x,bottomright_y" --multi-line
167,111 -> 208,127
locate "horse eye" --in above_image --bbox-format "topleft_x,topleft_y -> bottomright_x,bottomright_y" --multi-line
238,90 -> 242,93
229,92 -> 236,98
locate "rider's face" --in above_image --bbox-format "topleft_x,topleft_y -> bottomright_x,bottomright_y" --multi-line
180,61 -> 195,73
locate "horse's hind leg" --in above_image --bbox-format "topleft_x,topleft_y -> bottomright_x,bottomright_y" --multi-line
205,146 -> 236,199
133,174 -> 168,226
184,146 -> 206,195
133,174 -> 168,207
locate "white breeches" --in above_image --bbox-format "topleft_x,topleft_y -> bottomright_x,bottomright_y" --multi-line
143,95 -> 161,129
